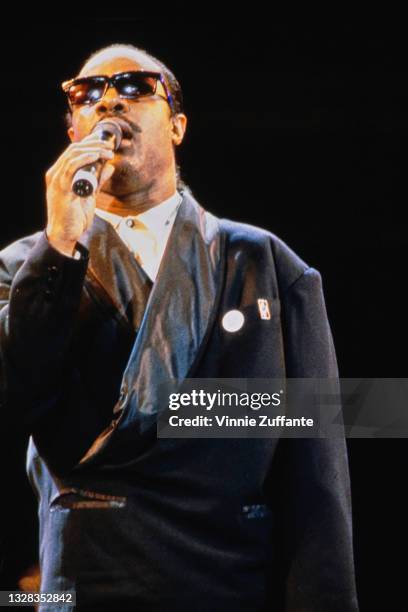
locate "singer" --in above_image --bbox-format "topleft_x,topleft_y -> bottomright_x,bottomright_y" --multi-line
0,44 -> 359,611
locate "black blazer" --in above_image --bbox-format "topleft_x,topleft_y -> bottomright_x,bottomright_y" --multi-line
0,189 -> 359,611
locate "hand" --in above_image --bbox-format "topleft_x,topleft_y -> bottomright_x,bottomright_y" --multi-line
45,132 -> 115,256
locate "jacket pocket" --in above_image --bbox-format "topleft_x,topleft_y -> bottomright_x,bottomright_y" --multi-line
49,487 -> 127,510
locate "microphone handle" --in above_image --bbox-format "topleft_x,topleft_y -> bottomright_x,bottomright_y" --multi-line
72,162 -> 103,198
71,122 -> 121,197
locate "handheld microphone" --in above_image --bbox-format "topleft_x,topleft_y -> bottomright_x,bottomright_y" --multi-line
71,120 -> 123,198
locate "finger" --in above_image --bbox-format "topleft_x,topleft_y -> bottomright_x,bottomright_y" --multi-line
47,142 -> 113,182
45,164 -> 57,185
65,146 -> 115,159
69,138 -> 115,152
78,132 -> 116,146
60,150 -> 114,181
57,152 -> 103,191
99,163 -> 115,187
80,196 -> 97,228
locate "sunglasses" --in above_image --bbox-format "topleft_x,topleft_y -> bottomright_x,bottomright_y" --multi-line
62,70 -> 175,113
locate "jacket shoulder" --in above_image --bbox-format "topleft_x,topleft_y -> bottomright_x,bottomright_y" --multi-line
218,216 -> 312,293
0,231 -> 43,282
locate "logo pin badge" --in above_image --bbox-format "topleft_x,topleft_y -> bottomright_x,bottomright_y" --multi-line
257,298 -> 271,320
222,309 -> 245,332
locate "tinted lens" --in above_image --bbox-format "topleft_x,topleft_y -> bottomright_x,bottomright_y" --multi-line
68,77 -> 106,105
113,73 -> 157,98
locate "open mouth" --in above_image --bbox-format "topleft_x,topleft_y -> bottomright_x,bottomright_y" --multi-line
114,121 -> 135,151
121,125 -> 133,140
118,136 -> 134,152
109,119 -> 134,143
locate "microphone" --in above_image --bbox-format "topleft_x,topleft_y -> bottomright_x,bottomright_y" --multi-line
71,120 -> 123,198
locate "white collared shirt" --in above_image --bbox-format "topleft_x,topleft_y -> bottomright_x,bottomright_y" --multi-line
95,190 -> 182,282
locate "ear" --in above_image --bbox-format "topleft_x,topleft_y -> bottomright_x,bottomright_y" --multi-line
171,113 -> 187,146
67,126 -> 75,142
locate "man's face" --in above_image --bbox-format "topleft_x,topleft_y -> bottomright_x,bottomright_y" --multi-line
67,49 -> 187,196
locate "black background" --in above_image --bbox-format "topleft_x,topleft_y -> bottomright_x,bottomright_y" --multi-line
0,19 -> 406,611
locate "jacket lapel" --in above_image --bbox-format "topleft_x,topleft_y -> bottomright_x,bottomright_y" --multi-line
81,214 -> 153,332
117,189 -> 225,429
77,189 -> 225,467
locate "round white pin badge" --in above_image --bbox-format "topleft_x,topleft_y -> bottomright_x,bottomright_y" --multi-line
222,309 -> 245,332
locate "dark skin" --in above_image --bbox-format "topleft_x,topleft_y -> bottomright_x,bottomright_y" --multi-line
46,47 -> 187,256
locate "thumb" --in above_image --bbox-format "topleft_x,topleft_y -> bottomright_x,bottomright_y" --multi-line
99,163 -> 115,187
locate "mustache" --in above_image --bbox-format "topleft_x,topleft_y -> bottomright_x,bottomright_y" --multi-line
94,116 -> 142,136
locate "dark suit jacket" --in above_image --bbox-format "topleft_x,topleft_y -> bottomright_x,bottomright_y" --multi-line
0,188 -> 359,611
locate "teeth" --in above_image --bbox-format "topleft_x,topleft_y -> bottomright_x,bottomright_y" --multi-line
119,125 -> 131,138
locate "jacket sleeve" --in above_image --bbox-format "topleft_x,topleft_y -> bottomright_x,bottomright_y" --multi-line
0,231 -> 89,429
267,267 -> 359,611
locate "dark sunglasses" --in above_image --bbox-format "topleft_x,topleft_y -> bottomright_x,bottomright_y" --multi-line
62,70 -> 175,113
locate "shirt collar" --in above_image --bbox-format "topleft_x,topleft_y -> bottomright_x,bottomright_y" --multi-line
95,190 -> 182,237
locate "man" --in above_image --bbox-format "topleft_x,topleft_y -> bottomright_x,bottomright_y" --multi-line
0,44 -> 359,611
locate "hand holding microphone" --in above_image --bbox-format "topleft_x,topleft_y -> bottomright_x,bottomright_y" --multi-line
45,121 -> 122,256
71,121 -> 122,197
